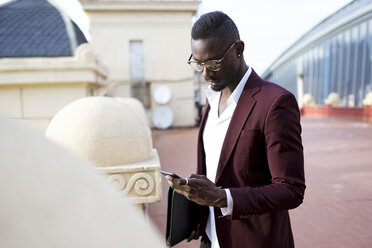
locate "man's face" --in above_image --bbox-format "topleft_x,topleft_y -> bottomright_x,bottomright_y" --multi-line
191,38 -> 240,92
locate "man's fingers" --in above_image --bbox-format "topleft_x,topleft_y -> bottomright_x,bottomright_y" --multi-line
166,175 -> 191,187
187,230 -> 195,242
189,174 -> 205,179
180,178 -> 188,186
166,175 -> 184,187
195,223 -> 200,238
164,175 -> 174,187
174,188 -> 189,197
187,227 -> 200,242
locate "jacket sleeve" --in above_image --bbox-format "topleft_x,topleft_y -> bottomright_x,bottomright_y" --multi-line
229,92 -> 305,219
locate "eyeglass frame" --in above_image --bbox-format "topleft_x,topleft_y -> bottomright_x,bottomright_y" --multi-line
187,40 -> 240,72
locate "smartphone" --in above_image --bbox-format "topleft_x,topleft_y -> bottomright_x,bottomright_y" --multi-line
160,170 -> 180,178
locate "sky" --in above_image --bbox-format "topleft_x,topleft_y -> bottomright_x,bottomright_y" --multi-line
0,0 -> 354,74
197,0 -> 354,74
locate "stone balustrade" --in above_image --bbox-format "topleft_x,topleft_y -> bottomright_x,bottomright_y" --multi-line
45,96 -> 162,204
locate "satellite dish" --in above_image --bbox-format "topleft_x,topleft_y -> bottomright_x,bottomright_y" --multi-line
154,85 -> 171,104
152,106 -> 174,129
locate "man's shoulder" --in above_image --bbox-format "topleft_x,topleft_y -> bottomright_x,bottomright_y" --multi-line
247,69 -> 292,98
260,80 -> 292,96
252,78 -> 295,104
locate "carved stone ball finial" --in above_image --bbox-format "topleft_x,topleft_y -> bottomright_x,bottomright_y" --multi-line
45,96 -> 162,204
46,96 -> 152,167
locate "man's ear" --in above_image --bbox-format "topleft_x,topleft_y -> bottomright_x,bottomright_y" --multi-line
236,40 -> 245,58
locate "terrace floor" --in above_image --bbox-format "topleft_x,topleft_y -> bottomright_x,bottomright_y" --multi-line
149,116 -> 372,248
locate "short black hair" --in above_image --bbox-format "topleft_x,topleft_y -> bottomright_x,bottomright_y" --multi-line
191,11 -> 240,44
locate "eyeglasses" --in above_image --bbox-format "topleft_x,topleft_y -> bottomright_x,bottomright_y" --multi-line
187,40 -> 239,72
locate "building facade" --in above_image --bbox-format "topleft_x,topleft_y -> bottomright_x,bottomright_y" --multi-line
80,0 -> 201,127
262,0 -> 372,109
0,0 -> 106,130
0,0 -> 201,130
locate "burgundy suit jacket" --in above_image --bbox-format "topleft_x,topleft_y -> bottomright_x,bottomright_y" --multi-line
197,69 -> 305,248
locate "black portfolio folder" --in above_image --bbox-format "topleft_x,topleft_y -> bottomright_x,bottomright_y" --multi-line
165,187 -> 200,247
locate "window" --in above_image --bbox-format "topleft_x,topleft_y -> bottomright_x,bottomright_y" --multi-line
131,82 -> 151,108
336,33 -> 344,96
343,29 -> 352,106
329,38 -> 338,93
129,40 -> 151,108
322,42 -> 330,103
350,25 -> 360,106
316,46 -> 324,104
357,22 -> 368,106
366,20 -> 372,94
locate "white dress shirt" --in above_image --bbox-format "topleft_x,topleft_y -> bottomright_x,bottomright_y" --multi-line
202,66 -> 252,248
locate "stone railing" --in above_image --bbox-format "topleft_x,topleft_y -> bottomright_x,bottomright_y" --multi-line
301,92 -> 372,122
45,96 -> 162,204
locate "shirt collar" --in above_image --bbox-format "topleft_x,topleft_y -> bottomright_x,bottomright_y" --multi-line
206,65 -> 252,108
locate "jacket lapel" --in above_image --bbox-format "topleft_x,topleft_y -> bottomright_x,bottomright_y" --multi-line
197,101 -> 210,175
215,70 -> 262,183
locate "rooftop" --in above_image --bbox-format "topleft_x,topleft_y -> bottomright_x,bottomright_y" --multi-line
0,0 -> 87,58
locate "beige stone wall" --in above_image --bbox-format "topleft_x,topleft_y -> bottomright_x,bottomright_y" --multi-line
0,84 -> 90,130
88,12 -> 193,82
151,79 -> 195,126
82,0 -> 201,127
0,44 -> 107,130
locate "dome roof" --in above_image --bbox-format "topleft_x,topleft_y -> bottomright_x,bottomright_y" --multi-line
46,97 -> 153,167
0,0 -> 87,57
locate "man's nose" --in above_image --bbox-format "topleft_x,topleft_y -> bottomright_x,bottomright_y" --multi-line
202,65 -> 214,80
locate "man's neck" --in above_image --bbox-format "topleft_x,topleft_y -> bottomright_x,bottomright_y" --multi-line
218,90 -> 229,117
227,62 -> 248,93
218,63 -> 248,116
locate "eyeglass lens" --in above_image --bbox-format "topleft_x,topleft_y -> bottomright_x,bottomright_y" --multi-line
191,61 -> 220,72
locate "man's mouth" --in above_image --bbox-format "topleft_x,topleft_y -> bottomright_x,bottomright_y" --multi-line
209,79 -> 219,85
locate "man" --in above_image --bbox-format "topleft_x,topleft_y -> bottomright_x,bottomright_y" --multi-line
166,11 -> 305,248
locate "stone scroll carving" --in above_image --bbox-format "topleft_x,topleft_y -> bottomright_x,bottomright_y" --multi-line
45,97 -> 162,204
96,158 -> 162,204
108,172 -> 155,196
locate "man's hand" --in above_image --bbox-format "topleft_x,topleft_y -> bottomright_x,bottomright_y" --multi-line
165,174 -> 227,208
187,223 -> 201,242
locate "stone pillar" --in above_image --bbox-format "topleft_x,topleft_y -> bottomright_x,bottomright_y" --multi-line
297,73 -> 304,109
45,96 -> 162,207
